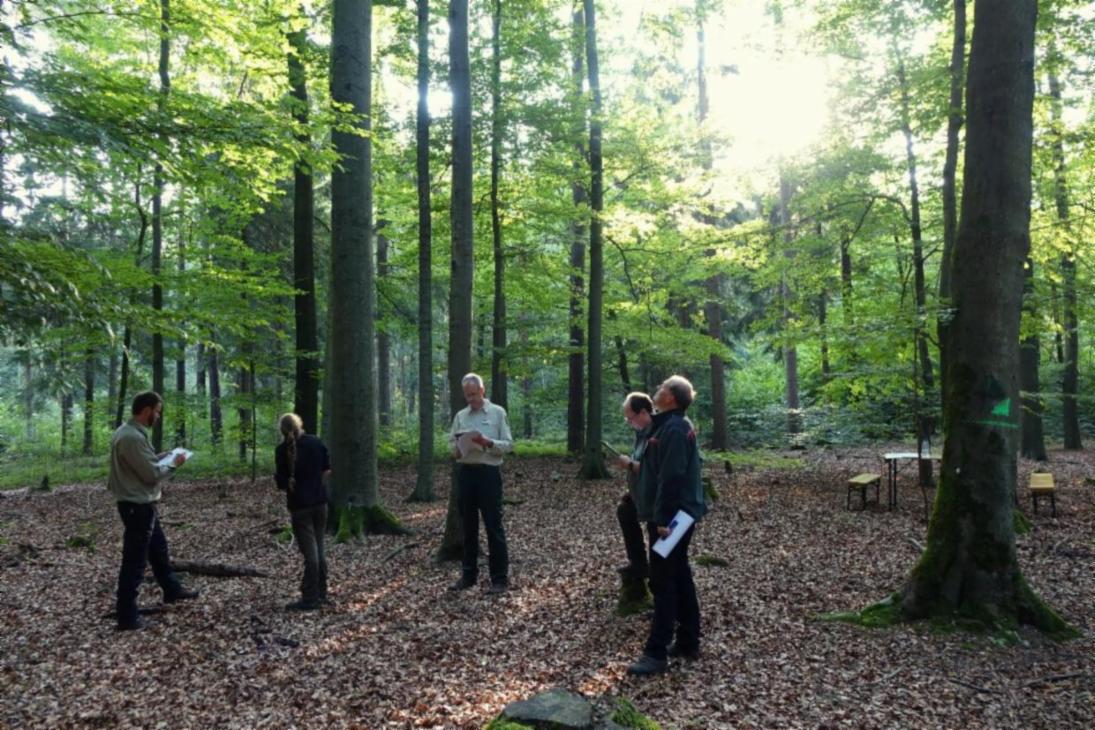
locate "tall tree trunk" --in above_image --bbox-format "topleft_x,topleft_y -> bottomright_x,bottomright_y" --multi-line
175,223 -> 186,447
566,7 -> 586,456
697,5 -> 728,450
1048,49 -> 1082,450
440,0 -> 475,557
897,55 -> 935,485
22,350 -> 33,439
938,0 -> 966,407
83,348 -> 94,455
195,341 -> 207,418
818,293 -> 831,382
488,0 -> 508,410
412,0 -> 435,503
330,0 -> 396,537
579,0 -> 607,479
208,342 -> 223,445
898,0 -> 1070,637
117,182 -> 149,429
150,0 -> 171,452
107,346 -> 118,431
779,174 -> 800,435
61,391 -> 73,454
287,14 -> 320,435
237,365 -> 252,463
377,221 -> 392,426
1020,258 -> 1047,460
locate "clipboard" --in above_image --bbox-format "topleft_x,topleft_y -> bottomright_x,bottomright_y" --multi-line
652,510 -> 695,558
601,440 -> 622,457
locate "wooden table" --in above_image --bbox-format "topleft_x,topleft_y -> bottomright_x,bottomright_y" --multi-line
882,451 -> 942,509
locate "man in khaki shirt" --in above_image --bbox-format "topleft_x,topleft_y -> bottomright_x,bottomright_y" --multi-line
110,391 -> 197,631
448,373 -> 514,593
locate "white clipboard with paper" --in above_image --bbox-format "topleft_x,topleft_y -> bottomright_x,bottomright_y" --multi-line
157,447 -> 193,469
652,509 -> 695,558
454,432 -> 479,458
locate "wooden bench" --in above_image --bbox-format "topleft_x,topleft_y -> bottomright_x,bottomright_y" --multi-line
1029,472 -> 1057,516
847,473 -> 881,511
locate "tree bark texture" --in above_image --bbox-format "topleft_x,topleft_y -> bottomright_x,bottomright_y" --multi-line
566,7 -> 586,456
489,0 -> 508,410
938,0 -> 966,405
329,0 -> 379,517
579,0 -> 607,479
151,0 -> 171,452
901,0 -> 1068,635
412,0 -> 435,503
287,18 -> 320,435
1019,258 -> 1047,461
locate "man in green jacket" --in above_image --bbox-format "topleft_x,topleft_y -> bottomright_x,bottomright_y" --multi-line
628,375 -> 707,675
109,391 -> 196,630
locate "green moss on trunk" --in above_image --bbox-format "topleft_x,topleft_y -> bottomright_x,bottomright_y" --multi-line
334,505 -> 408,542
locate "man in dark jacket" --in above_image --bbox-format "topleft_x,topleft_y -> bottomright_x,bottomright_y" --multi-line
628,375 -> 707,675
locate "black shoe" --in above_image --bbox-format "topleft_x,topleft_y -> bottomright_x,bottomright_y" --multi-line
285,599 -> 321,611
116,617 -> 150,632
164,588 -> 199,604
626,654 -> 668,676
668,642 -> 700,660
449,577 -> 476,592
487,581 -> 508,595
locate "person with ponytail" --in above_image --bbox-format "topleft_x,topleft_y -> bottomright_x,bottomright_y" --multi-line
274,413 -> 331,611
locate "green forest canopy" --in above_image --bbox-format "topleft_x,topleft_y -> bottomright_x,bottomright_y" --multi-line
1,0 -> 1093,474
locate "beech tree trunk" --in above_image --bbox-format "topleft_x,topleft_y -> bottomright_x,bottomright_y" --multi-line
566,7 -> 586,456
411,0 -> 435,503
489,0 -> 508,410
779,174 -> 800,435
938,0 -> 966,405
1020,258 -> 1047,461
150,0 -> 171,452
329,0 -> 397,537
1048,49 -> 1082,450
377,222 -> 392,426
439,0 -> 474,558
579,0 -> 607,479
83,349 -> 94,456
900,0 -> 1070,636
287,15 -> 320,435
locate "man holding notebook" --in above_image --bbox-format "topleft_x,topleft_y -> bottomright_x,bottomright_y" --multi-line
627,375 -> 707,675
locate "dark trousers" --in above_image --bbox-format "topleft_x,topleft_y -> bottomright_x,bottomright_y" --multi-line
290,504 -> 328,603
457,464 -> 508,584
617,494 -> 649,578
116,501 -> 183,625
644,523 -> 700,661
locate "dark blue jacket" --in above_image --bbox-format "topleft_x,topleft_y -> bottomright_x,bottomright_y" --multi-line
636,410 -> 707,525
274,434 -> 330,511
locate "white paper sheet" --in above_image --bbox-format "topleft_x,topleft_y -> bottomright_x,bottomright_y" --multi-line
157,447 -> 193,468
652,510 -> 696,558
455,432 -> 479,458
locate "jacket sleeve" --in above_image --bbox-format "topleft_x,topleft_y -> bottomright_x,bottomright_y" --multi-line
120,431 -> 172,486
487,407 -> 514,455
274,443 -> 289,491
653,425 -> 689,525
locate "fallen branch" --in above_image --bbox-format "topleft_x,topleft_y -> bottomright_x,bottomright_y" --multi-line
1023,673 -> 1088,688
908,538 -> 925,553
171,560 -> 269,578
947,677 -> 1003,695
383,541 -> 422,562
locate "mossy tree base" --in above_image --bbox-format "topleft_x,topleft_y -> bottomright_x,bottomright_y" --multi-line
333,505 -> 408,542
617,569 -> 652,617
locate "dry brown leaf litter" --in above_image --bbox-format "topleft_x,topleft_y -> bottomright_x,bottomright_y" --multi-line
0,448 -> 1092,728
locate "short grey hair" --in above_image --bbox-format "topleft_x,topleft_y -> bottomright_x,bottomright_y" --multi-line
461,372 -> 484,389
661,375 -> 695,411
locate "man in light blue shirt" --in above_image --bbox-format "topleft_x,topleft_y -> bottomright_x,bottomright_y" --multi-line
448,373 -> 514,593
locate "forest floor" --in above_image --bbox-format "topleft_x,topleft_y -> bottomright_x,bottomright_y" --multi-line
0,447 -> 1092,729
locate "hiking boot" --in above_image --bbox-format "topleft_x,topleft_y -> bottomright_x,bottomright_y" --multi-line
285,599 -> 321,611
449,577 -> 476,592
486,580 -> 508,595
116,617 -> 151,632
668,642 -> 700,661
626,654 -> 668,676
164,588 -> 199,604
